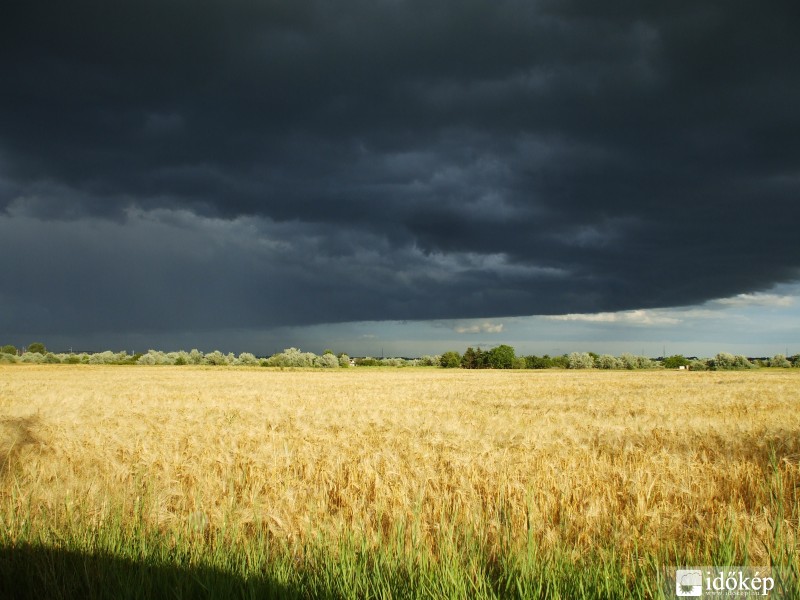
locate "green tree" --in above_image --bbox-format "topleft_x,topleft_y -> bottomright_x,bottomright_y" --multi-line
440,351 -> 462,368
663,354 -> 690,369
1,345 -> 17,355
27,342 -> 46,355
525,355 -> 552,369
487,345 -> 516,369
461,347 -> 481,369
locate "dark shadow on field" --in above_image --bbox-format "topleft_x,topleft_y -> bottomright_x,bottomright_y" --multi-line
0,542 -> 320,600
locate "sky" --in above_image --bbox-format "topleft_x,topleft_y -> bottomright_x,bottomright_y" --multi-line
2,0 -> 799,357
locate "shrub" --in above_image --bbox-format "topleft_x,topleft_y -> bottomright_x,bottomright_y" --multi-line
266,348 -> 316,368
619,353 -> 638,369
596,354 -> 622,369
137,350 -> 172,365
168,351 -> 191,365
88,351 -> 119,364
19,352 -> 44,363
204,351 -> 231,366
314,353 -> 340,368
417,355 -> 441,367
43,352 -> 61,364
568,352 -> 595,369
0,353 -> 17,364
355,357 -> 380,366
338,354 -> 351,368
709,353 -> 754,370
236,352 -> 259,366
1,345 -> 17,355
770,354 -> 791,368
380,358 -> 411,367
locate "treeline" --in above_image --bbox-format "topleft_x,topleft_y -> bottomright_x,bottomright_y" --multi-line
2,342 -> 798,370
439,346 -> 800,370
0,344 -> 434,368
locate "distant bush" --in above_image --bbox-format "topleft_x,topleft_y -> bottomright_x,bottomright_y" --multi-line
236,352 -> 259,366
568,352 -> 595,369
417,355 -> 441,367
88,351 -> 128,364
314,353 -> 340,368
19,352 -> 44,363
267,348 -> 316,368
137,350 -> 173,365
709,353 -> 755,370
204,351 -> 233,366
355,357 -> 380,366
0,353 -> 17,364
770,354 -> 791,368
1,345 -> 17,355
595,354 -> 622,369
380,357 -> 412,367
338,354 -> 351,368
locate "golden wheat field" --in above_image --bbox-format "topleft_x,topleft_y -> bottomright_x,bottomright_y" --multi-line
1,365 -> 799,570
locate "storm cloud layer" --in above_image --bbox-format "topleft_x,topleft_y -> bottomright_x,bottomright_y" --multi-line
2,0 -> 799,338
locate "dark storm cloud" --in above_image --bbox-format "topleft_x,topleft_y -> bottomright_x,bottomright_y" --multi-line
2,0 -> 800,336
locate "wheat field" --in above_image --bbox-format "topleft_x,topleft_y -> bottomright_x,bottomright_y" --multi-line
1,365 -> 798,597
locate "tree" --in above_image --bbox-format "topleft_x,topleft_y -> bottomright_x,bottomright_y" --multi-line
461,347 -> 484,369
0,345 -> 17,355
487,345 -> 516,369
525,355 -> 552,369
440,351 -> 462,368
27,342 -> 46,355
663,355 -> 689,369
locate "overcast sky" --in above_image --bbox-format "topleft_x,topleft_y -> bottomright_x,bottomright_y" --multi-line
2,1 -> 799,357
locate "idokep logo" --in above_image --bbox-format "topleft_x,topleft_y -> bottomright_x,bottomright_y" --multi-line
676,570 -> 703,596
671,567 -> 775,598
